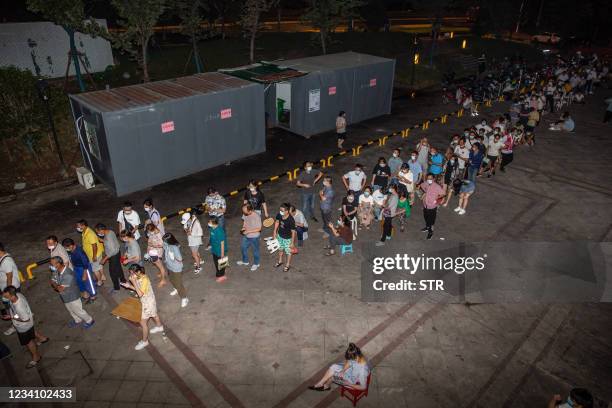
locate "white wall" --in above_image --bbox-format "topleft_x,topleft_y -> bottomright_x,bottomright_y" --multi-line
0,20 -> 114,78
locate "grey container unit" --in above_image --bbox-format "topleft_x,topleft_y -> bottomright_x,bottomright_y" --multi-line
225,52 -> 395,138
68,72 -> 265,196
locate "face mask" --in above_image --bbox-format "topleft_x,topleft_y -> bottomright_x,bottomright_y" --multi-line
208,223 -> 214,228
379,162 -> 385,166
452,139 -> 459,144
393,153 -> 399,158
347,197 -> 354,203
364,192 -> 370,197
354,169 -> 361,174
97,233 -> 105,238
249,187 -> 257,193
427,180 -> 433,185
411,155 -> 416,160
50,266 -> 57,272
76,227 -> 84,233
305,167 -> 312,172
279,210 -> 286,216
144,207 -> 151,212
124,211 -> 132,215
450,159 -> 455,164
48,245 -> 55,250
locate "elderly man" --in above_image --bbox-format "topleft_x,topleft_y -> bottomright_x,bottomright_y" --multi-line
49,257 -> 95,329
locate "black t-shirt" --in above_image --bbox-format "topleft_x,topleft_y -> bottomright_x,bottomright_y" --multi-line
372,164 -> 391,188
342,197 -> 357,219
244,190 -> 265,211
275,214 -> 296,239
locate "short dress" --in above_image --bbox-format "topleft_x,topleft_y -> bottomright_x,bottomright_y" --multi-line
147,231 -> 164,258
136,275 -> 158,320
331,359 -> 370,387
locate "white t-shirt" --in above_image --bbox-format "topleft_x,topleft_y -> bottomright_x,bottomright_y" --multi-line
185,217 -> 203,247
359,194 -> 374,206
454,145 -> 470,169
292,209 -> 309,228
398,169 -> 414,192
343,170 -> 366,191
336,116 -> 346,133
9,293 -> 33,333
372,190 -> 386,206
117,210 -> 142,240
0,254 -> 21,290
487,138 -> 504,157
475,124 -> 492,134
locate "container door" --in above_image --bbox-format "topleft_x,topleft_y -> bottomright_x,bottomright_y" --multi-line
276,82 -> 291,127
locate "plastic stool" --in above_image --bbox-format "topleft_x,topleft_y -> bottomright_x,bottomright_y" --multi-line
341,244 -> 353,255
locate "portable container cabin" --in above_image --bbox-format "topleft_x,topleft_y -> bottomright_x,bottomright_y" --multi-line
69,72 -> 265,196
222,51 -> 395,138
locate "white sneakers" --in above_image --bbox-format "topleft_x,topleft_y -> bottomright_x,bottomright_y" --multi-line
454,207 -> 461,212
149,325 -> 164,334
236,261 -> 249,266
454,207 -> 466,215
169,289 -> 178,296
134,340 -> 149,350
4,326 -> 16,336
181,298 -> 189,308
250,264 -> 260,271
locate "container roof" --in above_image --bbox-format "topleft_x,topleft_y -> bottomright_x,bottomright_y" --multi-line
71,72 -> 255,112
220,62 -> 306,84
275,51 -> 393,73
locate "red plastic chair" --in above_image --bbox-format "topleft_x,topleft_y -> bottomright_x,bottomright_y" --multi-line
339,372 -> 371,406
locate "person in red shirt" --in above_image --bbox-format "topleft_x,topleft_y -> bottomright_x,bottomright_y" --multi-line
420,174 -> 445,240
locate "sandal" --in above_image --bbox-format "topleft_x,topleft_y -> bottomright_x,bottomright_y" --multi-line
36,337 -> 50,346
274,262 -> 283,268
26,357 -> 42,369
283,266 -> 291,272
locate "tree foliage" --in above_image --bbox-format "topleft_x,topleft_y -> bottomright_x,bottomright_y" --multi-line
301,0 -> 364,54
175,0 -> 209,72
240,0 -> 279,63
110,0 -> 166,82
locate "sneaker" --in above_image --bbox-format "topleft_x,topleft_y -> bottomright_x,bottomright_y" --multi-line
194,267 -> 202,275
427,230 -> 434,240
149,326 -> 164,334
375,241 -> 385,247
134,340 -> 149,350
250,264 -> 260,271
458,209 -> 466,215
236,261 -> 249,266
169,289 -> 178,296
3,326 -> 16,336
216,276 -> 227,283
199,260 -> 205,265
420,227 -> 429,232
82,320 -> 95,329
181,298 -> 189,308
454,207 -> 461,212
67,320 -> 80,328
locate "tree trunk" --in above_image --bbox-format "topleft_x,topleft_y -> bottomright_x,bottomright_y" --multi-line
250,31 -> 256,63
221,17 -> 226,40
142,37 -> 150,82
320,30 -> 327,54
277,6 -> 281,32
535,0 -> 545,27
192,34 -> 203,73
3,138 -> 13,162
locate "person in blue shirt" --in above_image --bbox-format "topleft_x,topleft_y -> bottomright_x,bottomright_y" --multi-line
549,111 -> 575,132
407,152 -> 423,187
208,217 -> 227,283
61,238 -> 97,303
428,147 -> 444,177
467,144 -> 484,182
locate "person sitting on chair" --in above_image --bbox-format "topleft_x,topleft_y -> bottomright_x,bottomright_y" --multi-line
324,216 -> 353,256
308,343 -> 370,391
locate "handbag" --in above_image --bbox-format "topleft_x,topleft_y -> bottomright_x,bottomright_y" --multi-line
217,256 -> 229,269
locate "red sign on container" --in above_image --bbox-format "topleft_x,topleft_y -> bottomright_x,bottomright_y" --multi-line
328,86 -> 337,95
220,108 -> 232,119
370,78 -> 377,87
161,121 -> 175,133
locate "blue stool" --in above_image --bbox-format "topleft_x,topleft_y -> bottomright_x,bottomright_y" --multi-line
341,244 -> 353,255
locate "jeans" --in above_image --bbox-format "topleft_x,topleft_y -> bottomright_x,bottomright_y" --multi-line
321,209 -> 333,235
328,234 -> 347,248
301,192 -> 315,219
213,215 -> 225,231
241,236 -> 260,265
423,208 -> 437,230
467,166 -> 479,182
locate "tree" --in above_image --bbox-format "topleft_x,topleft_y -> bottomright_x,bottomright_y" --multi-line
241,0 -> 279,63
26,0 -> 106,92
110,0 -> 166,82
207,0 -> 240,39
175,0 -> 208,73
0,67 -> 66,165
301,0 -> 364,55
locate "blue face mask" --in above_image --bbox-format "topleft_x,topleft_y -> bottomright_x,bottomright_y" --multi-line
566,397 -> 574,407
50,266 -> 57,272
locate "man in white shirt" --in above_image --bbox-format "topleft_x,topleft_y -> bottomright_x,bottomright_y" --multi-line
342,164 -> 366,201
486,134 -> 505,177
117,201 -> 141,240
475,119 -> 492,134
0,243 -> 21,336
454,139 -> 470,172
181,212 -> 204,274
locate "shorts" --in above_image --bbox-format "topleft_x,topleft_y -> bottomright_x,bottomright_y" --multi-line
337,132 -> 346,140
277,236 -> 292,254
17,327 -> 35,346
188,236 -> 203,248
487,155 -> 498,165
91,255 -> 103,272
460,183 -> 475,194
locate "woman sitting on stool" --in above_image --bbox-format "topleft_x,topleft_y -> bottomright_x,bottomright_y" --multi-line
309,343 -> 370,391
324,217 -> 353,256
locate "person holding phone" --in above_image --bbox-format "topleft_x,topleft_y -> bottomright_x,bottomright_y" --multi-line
49,256 -> 94,329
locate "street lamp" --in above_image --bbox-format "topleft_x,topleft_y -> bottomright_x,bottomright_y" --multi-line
411,36 -> 419,87
36,79 -> 67,175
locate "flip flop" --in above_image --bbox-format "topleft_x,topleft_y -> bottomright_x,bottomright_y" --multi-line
274,262 -> 283,268
283,266 -> 291,272
36,338 -> 50,346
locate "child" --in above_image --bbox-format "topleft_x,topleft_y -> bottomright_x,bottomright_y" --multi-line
396,192 -> 411,232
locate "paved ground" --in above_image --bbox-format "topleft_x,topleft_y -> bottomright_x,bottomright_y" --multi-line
1,85 -> 612,408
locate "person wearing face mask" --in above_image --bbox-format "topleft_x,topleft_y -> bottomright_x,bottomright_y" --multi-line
371,157 -> 391,191
296,161 -> 323,222
467,144 -> 483,182
46,235 -> 72,269
372,185 -> 386,222
475,119 -> 492,134
0,242 -> 22,337
443,154 -> 459,196
342,192 -> 357,221
407,151 -> 423,190
117,201 -> 142,241
415,138 -> 429,176
273,203 -> 296,273
449,134 -> 460,150
376,184 -> 399,246
243,180 -> 269,219
120,230 -> 142,268
143,198 -> 164,236
95,223 -> 125,293
208,217 -> 228,282
49,256 -> 95,329
204,187 -> 227,232
420,175 -> 445,240
428,146 -> 444,178
237,204 -> 262,271
548,388 -> 593,408
342,164 -> 366,202
388,148 -> 403,186
76,220 -> 103,291
357,186 -> 374,229
62,238 -> 96,303
485,134 -> 504,177
336,111 -> 347,149
397,163 -> 414,204
180,212 -> 204,274
453,138 -> 470,177
289,205 -> 309,247
319,176 -> 335,236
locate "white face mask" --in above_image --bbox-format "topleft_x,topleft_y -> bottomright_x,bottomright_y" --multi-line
411,155 -> 416,160
427,179 -> 433,185
347,197 -> 354,203
144,207 -> 151,212
354,169 -> 361,174
76,227 -> 84,233
48,245 -> 55,250
249,187 -> 257,193
208,223 -> 214,228
393,153 -> 399,158
305,167 -> 312,172
364,192 -> 370,197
